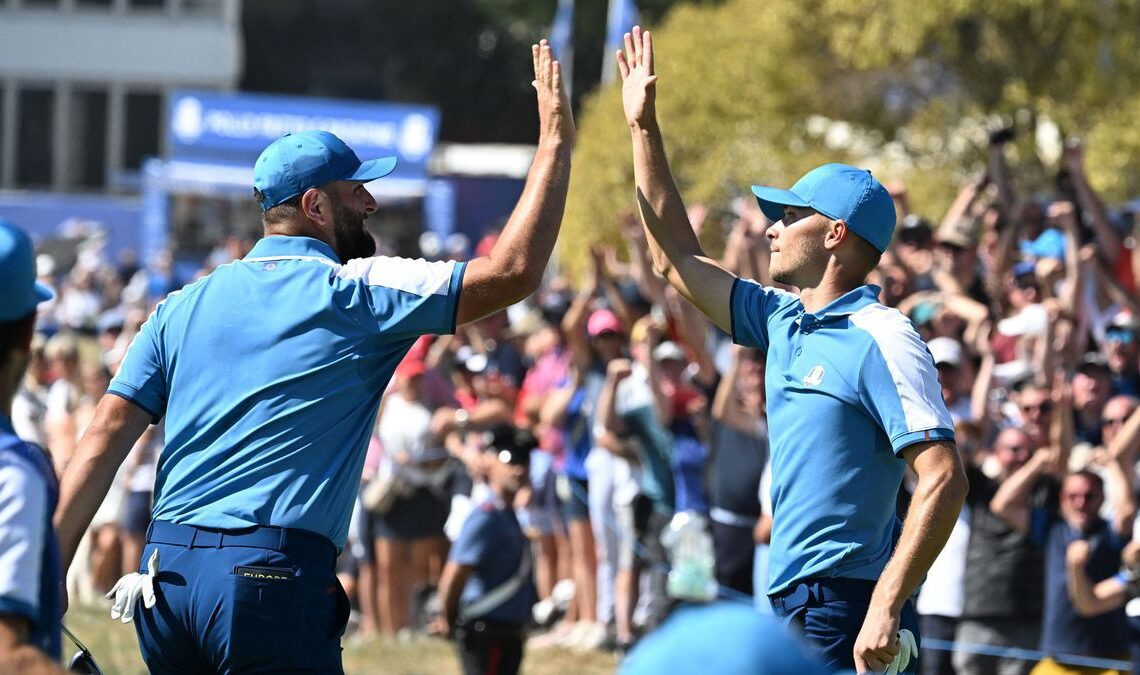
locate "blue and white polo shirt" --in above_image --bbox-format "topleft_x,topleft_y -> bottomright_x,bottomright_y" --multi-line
730,281 -> 954,595
109,236 -> 466,549
0,415 -> 60,659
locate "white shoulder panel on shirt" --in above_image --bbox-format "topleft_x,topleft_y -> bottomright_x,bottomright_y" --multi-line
244,255 -> 339,269
849,303 -> 952,433
336,257 -> 455,297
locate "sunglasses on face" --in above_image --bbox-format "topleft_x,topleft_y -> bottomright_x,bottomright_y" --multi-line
1106,329 -> 1135,344
494,449 -> 529,467
1063,491 -> 1100,502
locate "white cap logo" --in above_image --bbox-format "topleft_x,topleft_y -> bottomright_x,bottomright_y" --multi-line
171,96 -> 204,144
397,113 -> 434,161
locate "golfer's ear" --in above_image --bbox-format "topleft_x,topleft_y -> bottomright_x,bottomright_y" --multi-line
825,219 -> 849,250
300,188 -> 328,224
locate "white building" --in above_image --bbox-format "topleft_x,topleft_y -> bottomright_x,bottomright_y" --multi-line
0,0 -> 242,192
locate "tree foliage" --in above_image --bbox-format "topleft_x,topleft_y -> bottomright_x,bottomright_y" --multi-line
559,0 -> 1140,277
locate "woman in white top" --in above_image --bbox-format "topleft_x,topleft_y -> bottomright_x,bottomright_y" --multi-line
370,359 -> 457,636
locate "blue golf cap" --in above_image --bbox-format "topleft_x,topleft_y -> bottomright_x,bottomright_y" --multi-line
253,130 -> 397,212
0,219 -> 54,321
1019,227 -> 1066,261
752,163 -> 897,252
620,602 -> 829,675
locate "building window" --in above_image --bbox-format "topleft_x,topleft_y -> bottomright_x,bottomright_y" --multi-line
182,0 -> 223,15
72,89 -> 108,188
17,88 -> 53,187
0,85 -> 5,179
124,91 -> 160,171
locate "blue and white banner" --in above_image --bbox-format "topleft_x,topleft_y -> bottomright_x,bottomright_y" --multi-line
167,90 -> 440,181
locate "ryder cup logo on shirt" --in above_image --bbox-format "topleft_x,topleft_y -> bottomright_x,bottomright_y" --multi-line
803,365 -> 825,387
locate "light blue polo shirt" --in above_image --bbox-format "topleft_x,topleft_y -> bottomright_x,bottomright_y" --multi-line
109,236 -> 466,549
730,281 -> 954,595
0,415 -> 60,659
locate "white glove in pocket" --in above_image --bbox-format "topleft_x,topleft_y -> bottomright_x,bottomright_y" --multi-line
106,548 -> 159,623
885,628 -> 918,675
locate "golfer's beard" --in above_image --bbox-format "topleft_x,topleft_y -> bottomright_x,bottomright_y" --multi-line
770,240 -> 824,287
770,255 -> 798,286
332,210 -> 376,261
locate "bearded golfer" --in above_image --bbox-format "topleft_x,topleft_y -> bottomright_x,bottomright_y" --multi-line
54,40 -> 573,674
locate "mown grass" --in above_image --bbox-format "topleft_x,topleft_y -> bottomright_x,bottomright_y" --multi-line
64,604 -> 620,674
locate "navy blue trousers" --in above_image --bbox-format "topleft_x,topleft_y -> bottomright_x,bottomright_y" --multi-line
770,577 -> 921,673
133,521 -> 350,674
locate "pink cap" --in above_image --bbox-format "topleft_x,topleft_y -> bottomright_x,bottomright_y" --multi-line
475,232 -> 499,258
406,335 -> 433,362
395,358 -> 427,380
587,309 -> 623,337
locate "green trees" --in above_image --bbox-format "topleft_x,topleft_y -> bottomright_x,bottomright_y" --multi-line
560,0 -> 1140,274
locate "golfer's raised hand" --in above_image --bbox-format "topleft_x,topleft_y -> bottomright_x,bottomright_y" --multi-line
616,25 -> 658,129
533,39 -> 574,144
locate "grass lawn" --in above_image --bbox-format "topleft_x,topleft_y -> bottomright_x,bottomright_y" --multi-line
63,604 -> 621,674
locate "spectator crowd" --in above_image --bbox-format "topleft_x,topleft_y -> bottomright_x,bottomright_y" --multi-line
8,134 -> 1140,674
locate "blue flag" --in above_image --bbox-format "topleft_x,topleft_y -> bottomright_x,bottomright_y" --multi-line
549,0 -> 575,96
550,0 -> 575,61
602,0 -> 639,84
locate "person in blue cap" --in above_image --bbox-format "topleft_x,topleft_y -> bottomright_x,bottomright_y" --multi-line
617,27 -> 967,673
619,601 -> 831,675
52,40 -> 572,674
0,220 -> 60,669
430,424 -> 538,675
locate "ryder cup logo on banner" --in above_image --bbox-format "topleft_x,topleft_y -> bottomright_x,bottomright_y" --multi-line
803,365 -> 825,387
398,113 -> 435,162
171,96 -> 205,144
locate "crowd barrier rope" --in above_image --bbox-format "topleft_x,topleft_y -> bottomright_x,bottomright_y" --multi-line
921,638 -> 1133,672
568,479 -> 1137,672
